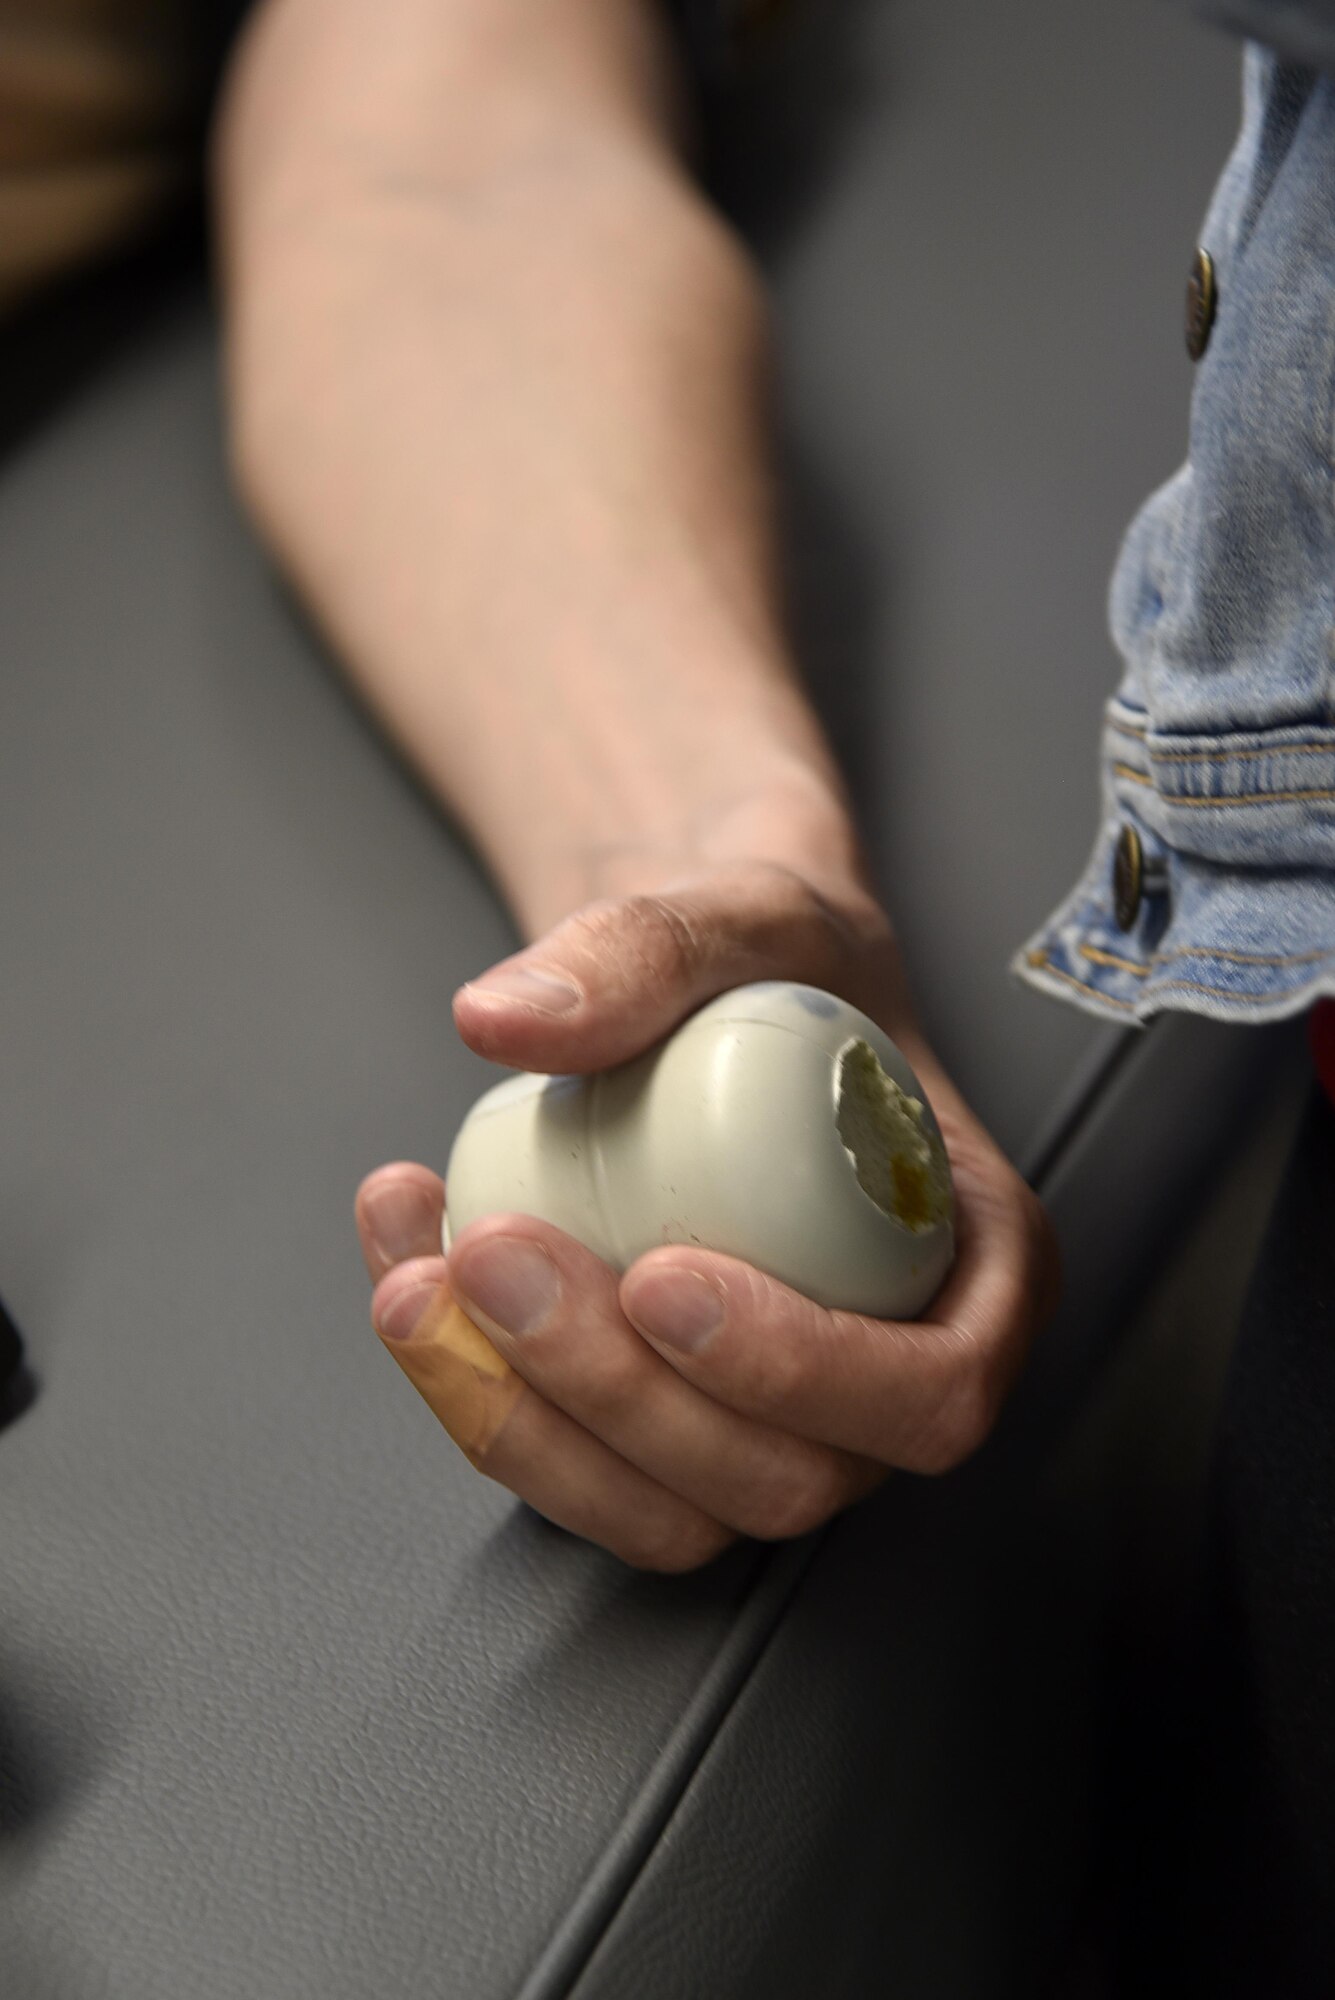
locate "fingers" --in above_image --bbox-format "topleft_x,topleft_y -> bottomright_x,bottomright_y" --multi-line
356,1137 -> 1054,1577
619,1161 -> 1056,1476
447,1215 -> 880,1542
356,1083 -> 1056,1549
452,861 -> 893,1073
356,1163 -> 445,1278
370,1257 -> 733,1573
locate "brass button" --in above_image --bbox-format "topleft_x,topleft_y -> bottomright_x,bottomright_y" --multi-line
1185,247 -> 1217,361
1112,824 -> 1168,931
1112,825 -> 1144,929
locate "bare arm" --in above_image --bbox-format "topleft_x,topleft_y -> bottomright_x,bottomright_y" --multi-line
215,0 -> 1055,1567
215,0 -> 858,937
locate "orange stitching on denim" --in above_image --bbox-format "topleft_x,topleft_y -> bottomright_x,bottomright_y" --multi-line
1080,944 -> 1151,976
1029,944 -> 1335,1010
1023,954 -> 1138,1009
1150,974 -> 1331,1004
1146,739 -> 1335,763
1112,762 -> 1153,786
1158,786 -> 1335,808
1153,942 -> 1335,970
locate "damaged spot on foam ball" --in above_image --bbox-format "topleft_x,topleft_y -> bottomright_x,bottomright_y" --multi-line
835,1039 -> 952,1234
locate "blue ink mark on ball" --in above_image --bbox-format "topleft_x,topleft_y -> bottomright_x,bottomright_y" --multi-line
791,985 -> 839,1017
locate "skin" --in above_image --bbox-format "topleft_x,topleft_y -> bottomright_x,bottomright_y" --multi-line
216,0 -> 1059,1570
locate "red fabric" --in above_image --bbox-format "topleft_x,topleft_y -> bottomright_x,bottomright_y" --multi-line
1310,998 -> 1335,1109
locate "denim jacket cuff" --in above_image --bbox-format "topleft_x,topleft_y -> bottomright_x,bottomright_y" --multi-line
1013,700 -> 1335,1025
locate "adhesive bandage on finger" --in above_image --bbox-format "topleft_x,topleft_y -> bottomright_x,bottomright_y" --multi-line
383,1286 -> 524,1461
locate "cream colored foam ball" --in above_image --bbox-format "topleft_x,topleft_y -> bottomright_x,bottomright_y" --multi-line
444,981 -> 955,1319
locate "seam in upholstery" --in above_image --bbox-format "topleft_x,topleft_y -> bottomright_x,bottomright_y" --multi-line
516,1537 -> 822,2000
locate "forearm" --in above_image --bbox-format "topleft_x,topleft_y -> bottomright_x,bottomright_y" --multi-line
214,0 -> 862,936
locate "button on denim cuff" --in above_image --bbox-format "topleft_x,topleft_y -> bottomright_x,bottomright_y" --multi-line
1016,700 -> 1335,1022
1016,48 -> 1335,1026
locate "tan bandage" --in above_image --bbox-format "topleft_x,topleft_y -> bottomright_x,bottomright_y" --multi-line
383,1287 -> 523,1463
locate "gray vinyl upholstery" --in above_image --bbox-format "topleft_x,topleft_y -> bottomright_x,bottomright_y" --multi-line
2,5 -> 1268,1995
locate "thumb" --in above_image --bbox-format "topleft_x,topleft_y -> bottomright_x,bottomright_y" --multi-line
453,865 -> 883,1073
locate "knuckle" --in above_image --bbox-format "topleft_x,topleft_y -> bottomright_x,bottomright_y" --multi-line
584,892 -> 700,986
630,893 -> 704,986
905,1180 -> 1057,1478
745,1322 -> 810,1419
566,892 -> 707,1000
741,1453 -> 848,1542
750,863 -> 892,977
623,1514 -> 735,1575
738,862 -> 844,973
731,1274 -> 816,1416
575,1338 -> 648,1422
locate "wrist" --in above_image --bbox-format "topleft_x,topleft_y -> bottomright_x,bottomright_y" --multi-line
504,752 -> 872,941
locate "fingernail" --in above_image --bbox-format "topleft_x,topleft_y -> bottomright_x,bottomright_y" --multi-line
627,1271 -> 726,1354
461,963 -> 581,1016
455,1237 -> 560,1337
361,1179 -> 440,1272
376,1277 -> 441,1344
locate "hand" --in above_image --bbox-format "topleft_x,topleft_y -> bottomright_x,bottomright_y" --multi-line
355,860 -> 1058,1570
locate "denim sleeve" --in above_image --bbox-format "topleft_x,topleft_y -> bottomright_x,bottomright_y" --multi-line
1016,48 -> 1335,1025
